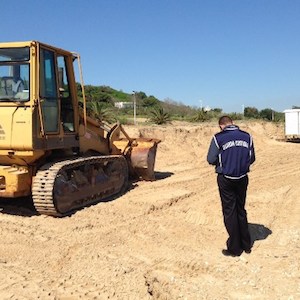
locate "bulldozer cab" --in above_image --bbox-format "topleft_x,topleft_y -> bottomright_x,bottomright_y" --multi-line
0,41 -> 80,159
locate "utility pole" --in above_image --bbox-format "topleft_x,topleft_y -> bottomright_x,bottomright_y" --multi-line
132,91 -> 137,125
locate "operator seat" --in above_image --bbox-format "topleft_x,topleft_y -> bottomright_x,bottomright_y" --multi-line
0,76 -> 24,96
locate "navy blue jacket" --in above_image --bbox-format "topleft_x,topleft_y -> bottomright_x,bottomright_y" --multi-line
207,125 -> 255,179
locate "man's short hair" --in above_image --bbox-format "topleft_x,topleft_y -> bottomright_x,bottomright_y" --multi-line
219,116 -> 233,126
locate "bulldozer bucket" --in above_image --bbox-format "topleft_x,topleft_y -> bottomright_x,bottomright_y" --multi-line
108,124 -> 160,181
129,138 -> 160,181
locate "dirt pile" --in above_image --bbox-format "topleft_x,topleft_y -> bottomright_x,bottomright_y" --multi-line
0,120 -> 298,299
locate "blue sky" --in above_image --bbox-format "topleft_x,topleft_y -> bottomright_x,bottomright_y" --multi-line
2,0 -> 300,112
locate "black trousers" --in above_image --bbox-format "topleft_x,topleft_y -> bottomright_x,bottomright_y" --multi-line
217,174 -> 252,254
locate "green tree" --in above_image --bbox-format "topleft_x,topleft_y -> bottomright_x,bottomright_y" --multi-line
274,111 -> 284,122
228,112 -> 244,120
136,91 -> 147,99
244,106 -> 259,118
212,108 -> 223,113
259,108 -> 273,121
142,96 -> 159,108
85,85 -> 113,103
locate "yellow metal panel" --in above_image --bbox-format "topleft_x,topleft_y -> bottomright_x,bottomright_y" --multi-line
0,150 -> 44,165
0,107 -> 33,150
11,107 -> 33,149
79,124 -> 110,155
0,165 -> 31,197
0,107 -> 14,149
0,41 -> 34,48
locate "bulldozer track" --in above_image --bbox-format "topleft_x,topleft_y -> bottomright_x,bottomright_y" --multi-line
32,155 -> 128,217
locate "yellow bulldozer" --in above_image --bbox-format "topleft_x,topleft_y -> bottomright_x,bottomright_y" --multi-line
0,41 -> 160,216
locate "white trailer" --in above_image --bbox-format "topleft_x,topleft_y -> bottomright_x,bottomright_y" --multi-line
284,109 -> 300,141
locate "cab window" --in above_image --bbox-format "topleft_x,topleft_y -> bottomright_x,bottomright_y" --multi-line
57,56 -> 74,132
39,49 -> 59,133
0,47 -> 30,101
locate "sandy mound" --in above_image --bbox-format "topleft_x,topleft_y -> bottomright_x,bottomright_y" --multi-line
0,120 -> 298,299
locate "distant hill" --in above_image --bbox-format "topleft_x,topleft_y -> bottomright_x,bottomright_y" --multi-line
76,83 -> 160,105
76,83 -> 199,120
76,83 -> 284,122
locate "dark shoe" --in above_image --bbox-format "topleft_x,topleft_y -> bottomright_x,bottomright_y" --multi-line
244,249 -> 252,254
222,249 -> 241,257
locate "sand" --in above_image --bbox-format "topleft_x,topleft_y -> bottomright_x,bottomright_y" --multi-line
0,120 -> 299,299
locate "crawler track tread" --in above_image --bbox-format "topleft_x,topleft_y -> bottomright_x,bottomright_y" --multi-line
32,155 -> 128,217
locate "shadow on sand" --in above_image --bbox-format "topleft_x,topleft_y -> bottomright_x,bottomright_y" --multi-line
154,171 -> 174,180
0,171 -> 174,217
0,196 -> 38,217
0,192 -> 126,218
248,223 -> 272,246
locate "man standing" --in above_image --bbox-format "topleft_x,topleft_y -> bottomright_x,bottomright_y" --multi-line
207,116 -> 255,257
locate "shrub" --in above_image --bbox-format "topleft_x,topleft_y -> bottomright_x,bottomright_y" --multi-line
87,101 -> 116,124
148,107 -> 171,125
